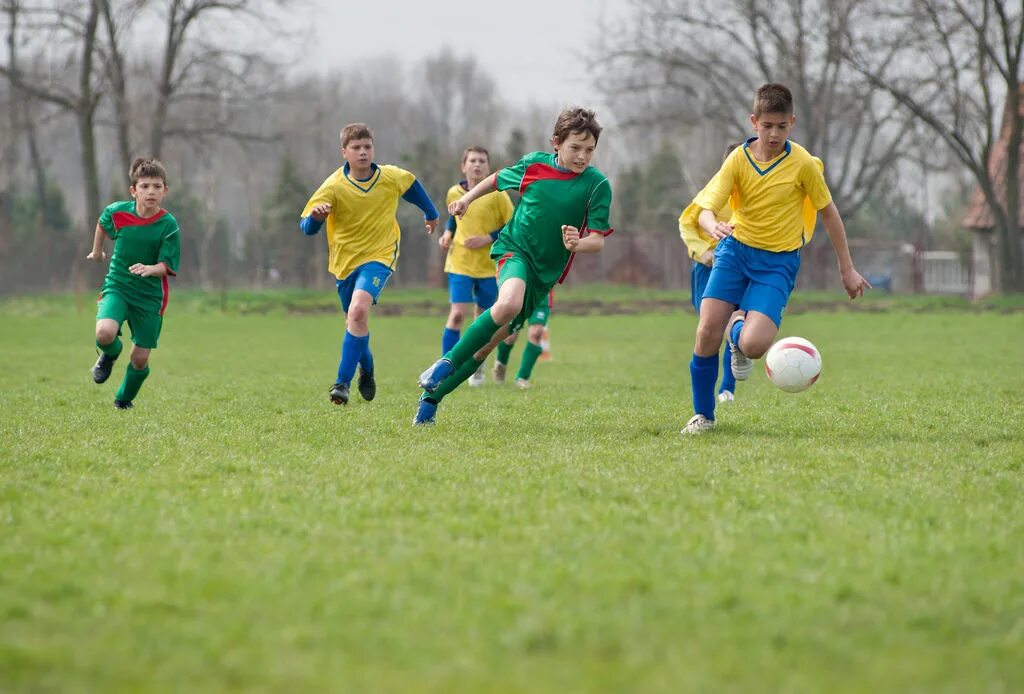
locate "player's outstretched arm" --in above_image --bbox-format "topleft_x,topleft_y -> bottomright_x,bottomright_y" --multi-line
698,209 -> 734,241
449,174 -> 498,218
86,223 -> 107,262
820,202 -> 871,299
299,203 -> 331,236
562,225 -> 605,253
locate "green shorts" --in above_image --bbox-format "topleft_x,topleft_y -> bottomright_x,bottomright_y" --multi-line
496,253 -> 553,332
96,292 -> 163,349
527,304 -> 550,326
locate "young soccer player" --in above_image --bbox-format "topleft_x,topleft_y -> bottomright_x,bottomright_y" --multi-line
682,84 -> 870,435
492,293 -> 552,389
438,146 -> 515,386
678,142 -> 741,403
87,157 -> 180,409
413,107 -> 613,425
300,123 -> 439,405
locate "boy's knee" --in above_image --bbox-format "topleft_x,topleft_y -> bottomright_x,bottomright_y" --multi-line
130,352 -> 149,370
347,305 -> 370,328
96,325 -> 117,344
448,306 -> 466,328
527,325 -> 544,343
695,322 -> 725,352
740,337 -> 771,360
492,297 -> 523,323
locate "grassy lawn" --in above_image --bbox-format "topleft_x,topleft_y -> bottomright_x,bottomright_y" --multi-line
1,293 -> 1022,692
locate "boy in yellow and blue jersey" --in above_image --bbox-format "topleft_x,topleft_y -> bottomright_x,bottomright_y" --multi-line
438,146 -> 515,386
679,143 -> 741,403
300,122 -> 439,406
683,84 -> 871,435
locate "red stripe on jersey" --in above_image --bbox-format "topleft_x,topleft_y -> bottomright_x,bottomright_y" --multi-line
520,163 -> 577,193
586,227 -> 614,237
777,341 -> 818,359
112,209 -> 167,229
159,275 -> 170,316
495,252 -> 515,278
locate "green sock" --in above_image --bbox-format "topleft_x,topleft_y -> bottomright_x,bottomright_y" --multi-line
115,365 -> 149,402
496,340 -> 513,365
426,358 -> 483,403
516,342 -> 544,381
97,337 -> 123,358
446,310 -> 499,367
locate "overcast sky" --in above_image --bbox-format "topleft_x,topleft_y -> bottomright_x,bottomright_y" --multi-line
302,0 -> 629,109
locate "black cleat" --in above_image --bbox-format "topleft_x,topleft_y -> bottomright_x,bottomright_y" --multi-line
357,367 -> 376,401
92,352 -> 117,384
329,382 -> 350,405
113,399 -> 133,409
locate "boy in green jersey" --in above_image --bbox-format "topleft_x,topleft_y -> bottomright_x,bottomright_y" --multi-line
87,158 -> 180,409
414,107 -> 613,425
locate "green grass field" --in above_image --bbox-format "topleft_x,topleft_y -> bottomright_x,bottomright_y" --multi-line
1,291 -> 1023,693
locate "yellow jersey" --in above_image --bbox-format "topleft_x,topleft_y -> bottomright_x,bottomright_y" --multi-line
444,183 -> 514,278
301,163 -> 416,280
679,173 -> 732,262
693,139 -> 830,252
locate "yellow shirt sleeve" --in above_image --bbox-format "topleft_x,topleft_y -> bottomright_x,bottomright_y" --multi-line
798,156 -> 829,244
300,173 -> 338,218
693,155 -> 737,214
680,171 -> 734,261
382,165 -> 416,195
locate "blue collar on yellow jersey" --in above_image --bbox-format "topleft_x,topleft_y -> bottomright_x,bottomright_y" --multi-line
343,161 -> 381,192
742,138 -> 792,176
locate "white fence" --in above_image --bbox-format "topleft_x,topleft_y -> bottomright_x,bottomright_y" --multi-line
921,251 -> 969,295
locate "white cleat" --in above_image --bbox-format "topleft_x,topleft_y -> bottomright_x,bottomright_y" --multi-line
730,348 -> 753,381
718,390 -> 735,403
492,362 -> 507,384
468,365 -> 485,387
514,377 -> 530,390
681,414 -> 715,435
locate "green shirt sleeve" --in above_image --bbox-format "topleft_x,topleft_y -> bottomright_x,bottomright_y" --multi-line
585,178 -> 613,235
495,153 -> 539,192
159,223 -> 181,276
98,204 -> 116,239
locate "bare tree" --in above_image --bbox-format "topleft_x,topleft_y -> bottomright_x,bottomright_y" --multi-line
597,0 -> 913,217
416,48 -> 502,150
846,0 -> 1024,292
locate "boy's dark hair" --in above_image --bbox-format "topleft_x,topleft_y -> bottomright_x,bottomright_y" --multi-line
724,142 -> 742,160
752,84 -> 794,116
461,145 -> 490,164
552,106 -> 602,144
340,123 -> 374,148
129,157 -> 167,185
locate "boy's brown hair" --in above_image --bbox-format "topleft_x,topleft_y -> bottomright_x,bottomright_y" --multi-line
129,157 -> 167,185
552,107 -> 602,144
461,145 -> 490,164
340,123 -> 374,148
752,84 -> 794,116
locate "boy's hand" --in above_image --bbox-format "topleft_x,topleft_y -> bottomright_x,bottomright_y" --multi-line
708,221 -> 734,240
463,235 -> 491,249
841,267 -> 872,299
310,203 -> 331,221
425,217 -> 438,235
448,198 -> 468,218
562,225 -> 581,251
129,263 -> 160,277
699,250 -> 714,267
86,249 -> 107,263
439,230 -> 453,250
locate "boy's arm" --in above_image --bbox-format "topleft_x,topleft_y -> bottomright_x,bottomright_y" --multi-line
131,225 -> 181,278
819,202 -> 871,299
679,202 -> 715,265
449,174 -> 498,217
562,225 -> 605,253
299,177 -> 336,236
401,179 -> 440,233
86,222 -> 107,262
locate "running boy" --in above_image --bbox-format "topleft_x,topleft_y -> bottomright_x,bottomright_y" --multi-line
438,145 -> 515,386
87,157 -> 180,409
493,293 -> 552,389
300,123 -> 439,406
413,106 -> 613,425
683,84 -> 870,435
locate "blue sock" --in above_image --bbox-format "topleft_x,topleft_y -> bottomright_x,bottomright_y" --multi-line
720,345 -> 736,394
359,335 -> 374,374
442,327 -> 460,356
690,353 -> 719,420
729,318 -> 745,349
336,331 -> 369,386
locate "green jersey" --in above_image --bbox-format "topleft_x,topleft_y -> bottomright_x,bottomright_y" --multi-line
491,152 -> 613,287
98,201 -> 181,314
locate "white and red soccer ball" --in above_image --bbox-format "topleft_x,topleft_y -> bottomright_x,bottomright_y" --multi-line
764,337 -> 822,393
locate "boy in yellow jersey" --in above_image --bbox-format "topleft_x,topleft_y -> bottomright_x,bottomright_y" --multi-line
438,146 -> 515,386
683,84 -> 871,435
300,123 -> 439,405
678,143 -> 741,403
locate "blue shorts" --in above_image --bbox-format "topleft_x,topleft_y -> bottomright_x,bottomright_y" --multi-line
336,262 -> 392,313
702,236 -> 801,327
690,262 -> 712,313
448,273 -> 498,309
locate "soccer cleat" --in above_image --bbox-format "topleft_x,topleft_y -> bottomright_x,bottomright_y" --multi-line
113,399 -> 133,409
329,382 -> 350,405
681,414 -> 715,435
468,365 -> 485,387
726,313 -> 753,381
91,352 -> 117,384
514,377 -> 530,390
718,390 -> 735,403
417,358 -> 454,393
413,397 -> 437,426
357,367 -> 376,401
492,361 -> 507,384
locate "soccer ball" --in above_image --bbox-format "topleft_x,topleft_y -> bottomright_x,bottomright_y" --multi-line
764,337 -> 822,393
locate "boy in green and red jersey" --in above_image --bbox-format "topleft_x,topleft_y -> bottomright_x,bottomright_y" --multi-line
414,107 -> 613,425
87,157 -> 180,409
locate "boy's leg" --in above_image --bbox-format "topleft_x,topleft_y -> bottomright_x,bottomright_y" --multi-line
468,277 -> 498,386
444,273 -> 473,355
689,298 -> 734,425
93,294 -> 128,384
728,244 -> 798,378
514,318 -> 547,386
719,343 -> 737,398
115,345 -> 150,407
334,264 -> 390,404
493,332 -> 516,383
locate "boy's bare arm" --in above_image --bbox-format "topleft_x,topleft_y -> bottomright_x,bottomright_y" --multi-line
86,223 -> 107,261
819,202 -> 871,299
562,225 -> 605,253
698,209 -> 734,240
449,174 -> 497,217
129,262 -> 170,278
